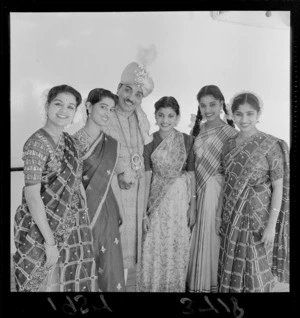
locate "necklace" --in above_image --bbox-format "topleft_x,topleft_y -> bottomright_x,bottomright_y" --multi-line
43,126 -> 63,145
82,127 -> 102,142
115,111 -> 143,172
237,131 -> 259,143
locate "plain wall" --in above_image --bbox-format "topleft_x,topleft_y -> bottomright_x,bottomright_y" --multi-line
10,11 -> 290,253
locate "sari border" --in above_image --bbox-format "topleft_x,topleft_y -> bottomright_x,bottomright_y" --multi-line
223,133 -> 282,221
147,130 -> 187,218
195,124 -> 237,192
89,135 -> 120,229
81,131 -> 104,161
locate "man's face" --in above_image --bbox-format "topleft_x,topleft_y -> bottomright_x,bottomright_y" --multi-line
117,83 -> 144,113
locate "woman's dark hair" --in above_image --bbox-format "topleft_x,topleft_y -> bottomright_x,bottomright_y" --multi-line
86,88 -> 118,116
46,84 -> 82,108
154,96 -> 180,115
191,85 -> 234,137
231,92 -> 261,114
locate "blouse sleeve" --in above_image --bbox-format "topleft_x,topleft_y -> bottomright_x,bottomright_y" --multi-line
185,135 -> 195,172
72,130 -> 89,158
143,140 -> 154,171
22,136 -> 49,186
267,141 -> 284,182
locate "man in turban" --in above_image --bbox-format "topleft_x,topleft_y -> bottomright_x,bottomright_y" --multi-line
103,61 -> 154,290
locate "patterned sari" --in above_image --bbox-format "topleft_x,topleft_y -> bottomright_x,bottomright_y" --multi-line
186,123 -> 237,293
137,129 -> 192,292
218,132 -> 289,292
74,129 -> 125,292
14,129 -> 97,292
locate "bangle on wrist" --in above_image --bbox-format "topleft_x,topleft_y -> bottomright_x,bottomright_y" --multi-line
44,241 -> 57,248
270,207 -> 280,213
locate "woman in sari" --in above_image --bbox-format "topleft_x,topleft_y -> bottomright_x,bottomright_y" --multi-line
136,96 -> 196,292
13,85 -> 97,292
216,92 -> 289,292
73,88 -> 126,292
186,85 -> 237,293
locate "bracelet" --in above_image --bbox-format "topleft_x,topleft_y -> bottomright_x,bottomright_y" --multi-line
215,216 -> 222,221
270,207 -> 280,212
44,241 -> 57,248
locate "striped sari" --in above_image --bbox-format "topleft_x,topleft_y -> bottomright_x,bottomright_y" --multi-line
186,123 -> 237,293
218,132 -> 289,292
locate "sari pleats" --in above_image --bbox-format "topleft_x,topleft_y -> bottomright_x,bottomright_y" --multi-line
186,123 -> 237,293
137,130 -> 191,292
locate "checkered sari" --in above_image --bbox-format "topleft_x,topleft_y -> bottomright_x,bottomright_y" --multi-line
14,131 -> 97,292
218,132 -> 289,292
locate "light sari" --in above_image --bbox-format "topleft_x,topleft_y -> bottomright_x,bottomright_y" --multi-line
186,123 -> 237,293
218,132 -> 289,292
137,129 -> 191,292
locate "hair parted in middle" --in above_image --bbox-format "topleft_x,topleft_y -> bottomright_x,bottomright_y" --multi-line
154,96 -> 180,116
191,85 -> 234,137
46,84 -> 82,108
231,92 -> 261,114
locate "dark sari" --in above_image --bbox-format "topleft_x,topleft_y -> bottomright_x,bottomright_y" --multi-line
74,129 -> 125,292
218,132 -> 289,292
14,129 -> 97,292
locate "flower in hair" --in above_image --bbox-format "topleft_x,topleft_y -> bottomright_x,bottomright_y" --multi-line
223,102 -> 233,121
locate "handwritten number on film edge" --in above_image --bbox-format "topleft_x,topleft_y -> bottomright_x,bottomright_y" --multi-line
47,294 -> 113,315
181,296 -> 244,317
46,294 -> 244,316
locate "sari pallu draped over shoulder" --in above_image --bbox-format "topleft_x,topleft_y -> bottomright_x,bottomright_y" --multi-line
186,123 -> 237,293
146,129 -> 190,219
14,132 -> 96,292
194,124 -> 238,192
221,133 -> 289,284
77,131 -> 126,292
80,133 -> 119,229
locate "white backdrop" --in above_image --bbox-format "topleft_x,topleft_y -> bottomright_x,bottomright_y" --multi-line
10,11 -> 290,252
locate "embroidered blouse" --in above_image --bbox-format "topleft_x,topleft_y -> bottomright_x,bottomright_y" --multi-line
221,134 -> 284,184
22,128 -> 71,186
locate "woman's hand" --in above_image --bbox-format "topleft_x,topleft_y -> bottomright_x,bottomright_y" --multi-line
261,222 -> 276,248
143,217 -> 151,233
187,206 -> 196,229
215,219 -> 222,236
44,242 -> 59,268
117,173 -> 134,190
